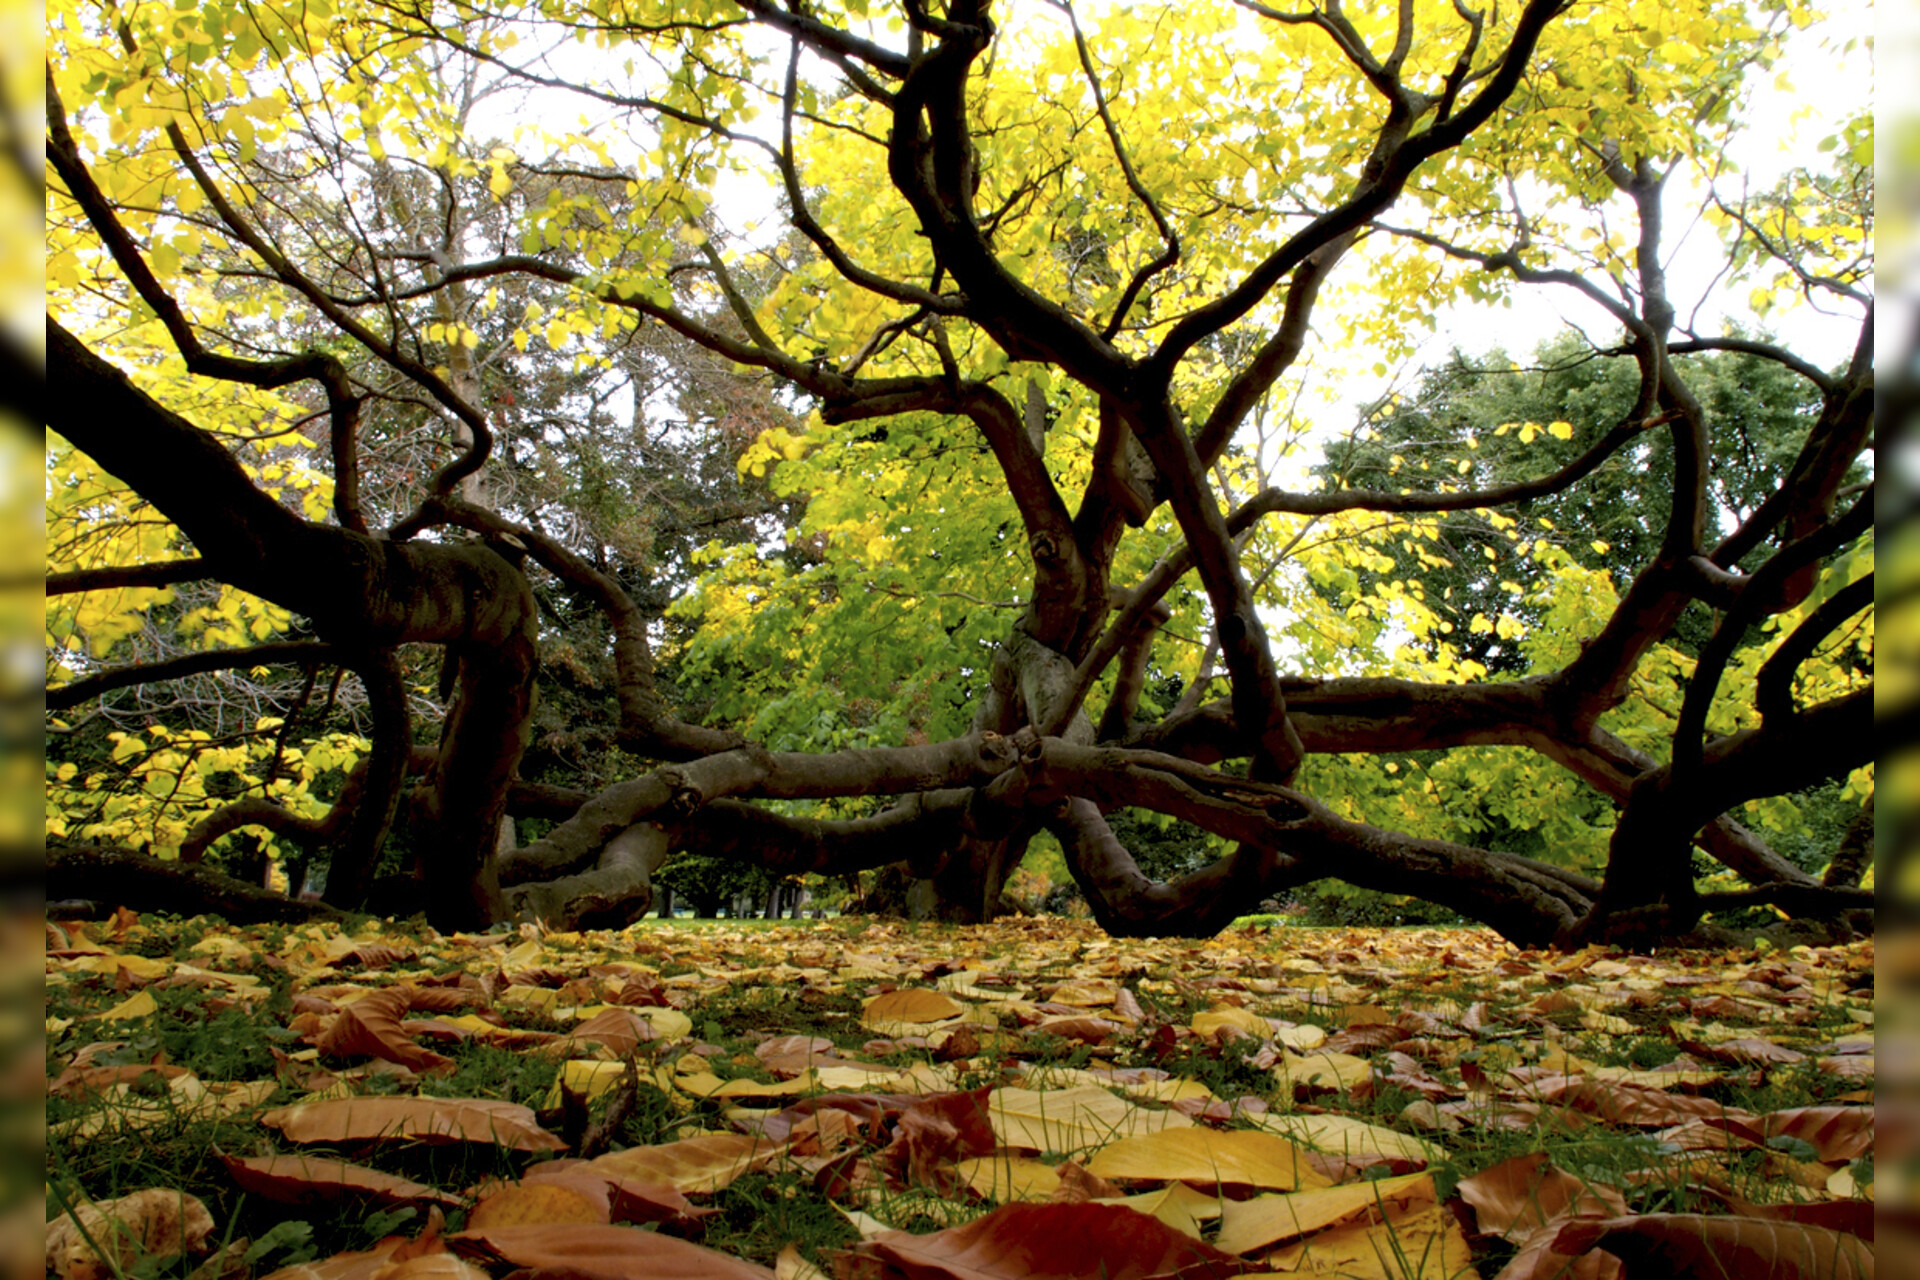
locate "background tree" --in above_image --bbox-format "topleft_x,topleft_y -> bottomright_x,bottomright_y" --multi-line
46,0 -> 1875,947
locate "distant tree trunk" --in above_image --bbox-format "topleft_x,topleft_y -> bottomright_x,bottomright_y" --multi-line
655,885 -> 673,917
1825,796 -> 1873,888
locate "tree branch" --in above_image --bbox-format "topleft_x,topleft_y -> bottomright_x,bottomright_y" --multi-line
47,641 -> 339,714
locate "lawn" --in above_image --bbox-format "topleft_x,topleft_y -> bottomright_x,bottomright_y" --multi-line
45,912 -> 1875,1279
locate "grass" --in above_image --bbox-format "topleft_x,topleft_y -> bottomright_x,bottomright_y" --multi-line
44,913 -> 1874,1277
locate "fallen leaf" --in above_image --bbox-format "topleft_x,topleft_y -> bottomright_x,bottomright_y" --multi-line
1086,1126 -> 1334,1191
1550,1214 -> 1873,1279
989,1085 -> 1193,1155
1528,1077 -> 1756,1128
219,1153 -> 463,1210
467,1182 -> 606,1228
951,1154 -> 1063,1202
589,1132 -> 787,1193
1259,1203 -> 1475,1278
878,1086 -> 998,1190
1244,1111 -> 1446,1166
46,1189 -> 215,1280
1456,1153 -> 1628,1242
317,986 -> 457,1073
449,1222 -> 774,1279
1215,1173 -> 1436,1255
847,1201 -> 1258,1280
260,1097 -> 567,1152
1490,1211 -> 1623,1280
1759,1106 -> 1875,1162
862,989 -> 966,1031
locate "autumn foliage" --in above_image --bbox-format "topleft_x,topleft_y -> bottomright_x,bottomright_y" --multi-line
45,0 -> 1875,945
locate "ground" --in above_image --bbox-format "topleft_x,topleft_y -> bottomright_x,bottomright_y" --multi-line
45,913 -> 1875,1279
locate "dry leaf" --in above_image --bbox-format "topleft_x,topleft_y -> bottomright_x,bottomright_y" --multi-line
1215,1173 -> 1436,1255
861,989 -> 965,1030
1086,1127 -> 1334,1192
449,1222 -> 774,1279
1491,1210 -> 1623,1280
47,1189 -> 215,1280
1244,1111 -> 1445,1166
1550,1214 -> 1873,1279
590,1132 -> 787,1193
1259,1203 -> 1475,1278
1456,1153 -> 1628,1241
260,1097 -> 567,1152
220,1153 -> 463,1210
1759,1106 -> 1875,1162
845,1201 -> 1258,1280
989,1085 -> 1193,1155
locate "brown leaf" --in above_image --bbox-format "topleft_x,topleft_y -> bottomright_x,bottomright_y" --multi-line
219,1152 -> 463,1210
1051,1160 -> 1125,1203
1679,1038 -> 1807,1067
260,1097 -> 567,1152
1550,1214 -> 1873,1279
1492,1210 -> 1624,1280
877,1086 -> 998,1191
844,1202 -> 1259,1280
467,1182 -> 608,1229
1758,1105 -> 1875,1162
317,987 -> 456,1073
47,1189 -> 215,1280
589,1133 -> 788,1193
1456,1152 -> 1629,1242
1696,1190 -> 1874,1243
1320,1028 -> 1413,1059
560,1007 -> 662,1058
256,1239 -> 412,1280
1030,1015 -> 1124,1045
450,1223 -> 774,1280
519,1162 -> 715,1228
48,1062 -> 192,1099
1529,1077 -> 1757,1128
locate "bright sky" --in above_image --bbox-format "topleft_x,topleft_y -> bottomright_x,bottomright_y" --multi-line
485,1 -> 1873,482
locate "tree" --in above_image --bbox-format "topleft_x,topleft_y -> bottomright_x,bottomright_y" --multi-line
46,0 -> 1875,948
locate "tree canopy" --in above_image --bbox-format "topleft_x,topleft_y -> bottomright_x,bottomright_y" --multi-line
46,0 -> 1875,947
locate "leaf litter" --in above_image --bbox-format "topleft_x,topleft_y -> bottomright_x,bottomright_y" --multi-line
44,914 -> 1875,1278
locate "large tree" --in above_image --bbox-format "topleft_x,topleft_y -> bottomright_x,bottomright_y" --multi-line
46,0 -> 1875,947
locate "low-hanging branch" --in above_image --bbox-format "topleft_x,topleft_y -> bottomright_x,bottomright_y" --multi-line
45,559 -> 212,596
46,641 -> 340,714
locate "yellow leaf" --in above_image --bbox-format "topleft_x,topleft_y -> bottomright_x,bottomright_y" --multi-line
1259,1203 -> 1473,1278
951,1154 -> 1061,1202
1275,1049 -> 1374,1096
100,989 -> 159,1021
1092,1183 -> 1223,1238
989,1085 -> 1192,1155
1191,1004 -> 1270,1039
861,988 -> 966,1029
1244,1112 -> 1446,1166
1216,1173 -> 1437,1255
1085,1127 -> 1333,1191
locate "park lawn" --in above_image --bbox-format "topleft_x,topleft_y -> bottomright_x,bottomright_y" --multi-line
46,913 -> 1875,1279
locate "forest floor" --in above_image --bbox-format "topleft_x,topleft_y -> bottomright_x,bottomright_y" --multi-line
45,913 -> 1875,1279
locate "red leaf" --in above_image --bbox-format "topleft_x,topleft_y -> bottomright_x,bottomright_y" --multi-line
876,1086 -> 998,1192
843,1202 -> 1260,1280
1550,1214 -> 1874,1279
